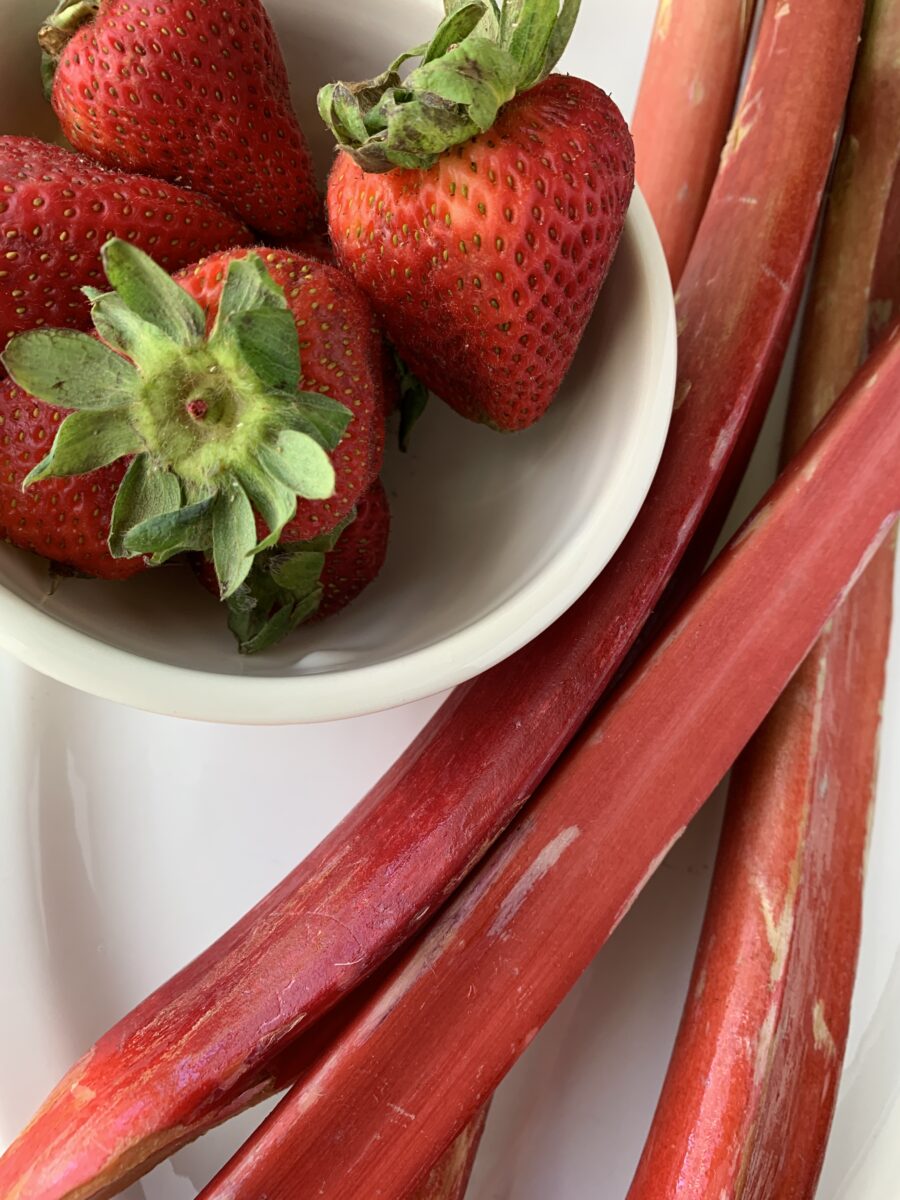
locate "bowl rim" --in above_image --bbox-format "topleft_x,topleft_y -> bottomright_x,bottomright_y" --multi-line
0,189 -> 677,724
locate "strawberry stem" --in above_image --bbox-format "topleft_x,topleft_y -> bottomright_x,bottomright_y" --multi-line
317,0 -> 581,172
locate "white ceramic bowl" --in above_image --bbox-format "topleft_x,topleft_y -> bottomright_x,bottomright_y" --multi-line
0,0 -> 676,724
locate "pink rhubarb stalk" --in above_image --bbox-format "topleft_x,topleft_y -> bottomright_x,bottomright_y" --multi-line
629,1 -> 900,1192
397,1 -> 769,1186
632,0 -> 758,282
0,2 -> 864,1197
198,321 -> 900,1200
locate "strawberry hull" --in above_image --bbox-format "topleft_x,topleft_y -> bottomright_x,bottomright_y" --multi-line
176,248 -> 387,542
199,322 -> 900,1199
0,3 -> 865,1197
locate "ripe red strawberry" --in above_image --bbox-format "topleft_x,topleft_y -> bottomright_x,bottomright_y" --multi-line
1,239 -> 386,598
197,478 -> 391,652
39,0 -> 318,238
317,478 -> 390,619
0,136 -> 250,355
176,247 -> 386,540
320,3 -> 635,431
0,377 -> 146,579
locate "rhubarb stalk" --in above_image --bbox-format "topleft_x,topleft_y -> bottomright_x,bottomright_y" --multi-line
629,1 -> 900,1192
632,0 -> 758,282
407,1111 -> 489,1200
197,321 -> 900,1200
0,4 -> 865,1197
430,0 -> 767,1185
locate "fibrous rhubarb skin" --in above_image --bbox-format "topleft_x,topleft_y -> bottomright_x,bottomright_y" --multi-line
198,322 -> 900,1200
628,3 -> 900,1193
625,548 -> 895,1200
0,3 -> 864,1198
785,0 -> 900,460
406,1109 -> 489,1200
435,0 -> 763,1183
632,0 -> 758,282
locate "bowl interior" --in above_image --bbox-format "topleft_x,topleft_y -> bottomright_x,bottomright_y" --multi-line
0,0 -> 675,718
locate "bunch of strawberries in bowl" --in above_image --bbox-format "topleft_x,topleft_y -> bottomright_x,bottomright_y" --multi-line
0,0 -> 634,653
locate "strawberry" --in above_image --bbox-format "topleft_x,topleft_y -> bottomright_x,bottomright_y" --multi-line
176,247 -> 386,541
198,478 -> 391,653
319,0 -> 635,431
0,377 -> 146,579
317,478 -> 390,619
38,0 -> 319,239
1,239 -> 386,598
0,136 -> 250,356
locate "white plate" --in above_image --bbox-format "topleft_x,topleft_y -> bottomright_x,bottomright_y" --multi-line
0,0 -> 675,726
1,2 -> 898,1198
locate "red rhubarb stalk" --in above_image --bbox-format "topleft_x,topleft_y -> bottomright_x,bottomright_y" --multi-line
407,1111 -> 489,1200
632,0 -> 758,282
434,0 -> 767,1184
198,322 -> 900,1200
629,2 -> 900,1192
0,2 -> 864,1197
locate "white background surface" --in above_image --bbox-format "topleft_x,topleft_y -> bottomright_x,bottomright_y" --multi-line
1,1 -> 899,1197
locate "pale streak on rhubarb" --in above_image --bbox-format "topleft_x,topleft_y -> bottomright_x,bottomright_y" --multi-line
633,0 -> 759,281
0,2 -> 866,1197
628,1 -> 900,1193
197,325 -> 900,1200
488,826 -> 581,939
406,1109 -> 489,1200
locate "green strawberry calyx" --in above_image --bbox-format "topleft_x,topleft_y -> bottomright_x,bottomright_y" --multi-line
0,239 -> 351,599
224,512 -> 356,655
317,0 -> 581,173
38,0 -> 99,94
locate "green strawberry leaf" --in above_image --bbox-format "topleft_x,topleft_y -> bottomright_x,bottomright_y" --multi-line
228,584 -> 324,655
318,0 -> 577,169
269,548 -> 327,594
101,239 -> 206,346
212,481 -> 257,598
2,329 -> 138,411
500,0 -> 562,86
392,40 -> 519,148
225,546 -> 327,654
288,392 -> 353,451
319,82 -> 372,148
259,430 -> 335,500
424,3 -> 488,63
393,350 -> 430,452
24,409 -> 142,486
86,290 -> 181,377
443,0 -> 500,35
235,458 -> 298,553
212,255 -> 288,337
109,454 -> 182,557
223,307 -> 302,394
122,497 -> 214,564
545,0 -> 580,74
